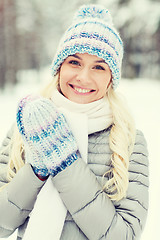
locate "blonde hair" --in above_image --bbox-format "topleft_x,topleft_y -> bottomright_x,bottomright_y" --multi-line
104,89 -> 135,201
1,75 -> 135,201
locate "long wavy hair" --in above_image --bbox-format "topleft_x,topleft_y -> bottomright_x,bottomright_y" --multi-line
2,74 -> 135,201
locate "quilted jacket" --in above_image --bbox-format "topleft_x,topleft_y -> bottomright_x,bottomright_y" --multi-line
0,125 -> 149,240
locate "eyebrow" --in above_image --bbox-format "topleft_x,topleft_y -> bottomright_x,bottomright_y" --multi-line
95,60 -> 107,64
69,54 -> 107,64
69,54 -> 81,60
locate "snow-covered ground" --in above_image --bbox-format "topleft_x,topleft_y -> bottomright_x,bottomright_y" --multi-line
0,71 -> 159,239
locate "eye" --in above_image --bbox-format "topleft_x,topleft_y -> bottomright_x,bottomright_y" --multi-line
94,65 -> 105,70
68,60 -> 80,66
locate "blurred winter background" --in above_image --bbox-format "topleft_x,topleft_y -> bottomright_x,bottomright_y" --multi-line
0,0 -> 160,239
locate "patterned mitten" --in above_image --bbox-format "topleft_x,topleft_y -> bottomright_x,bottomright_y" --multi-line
16,95 -> 79,177
16,95 -> 49,179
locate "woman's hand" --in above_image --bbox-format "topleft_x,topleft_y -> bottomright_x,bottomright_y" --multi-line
16,95 -> 79,178
16,95 -> 49,180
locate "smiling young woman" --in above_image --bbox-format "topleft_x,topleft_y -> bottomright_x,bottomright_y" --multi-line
59,53 -> 112,104
0,4 -> 149,240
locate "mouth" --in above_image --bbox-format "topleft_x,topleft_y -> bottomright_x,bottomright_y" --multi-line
69,84 -> 95,94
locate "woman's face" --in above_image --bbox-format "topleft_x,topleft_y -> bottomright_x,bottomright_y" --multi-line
59,53 -> 112,104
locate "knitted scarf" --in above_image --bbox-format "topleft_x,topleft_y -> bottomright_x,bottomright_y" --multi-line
23,89 -> 113,240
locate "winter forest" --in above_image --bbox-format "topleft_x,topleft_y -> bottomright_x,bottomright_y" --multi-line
0,0 -> 160,88
0,0 -> 160,240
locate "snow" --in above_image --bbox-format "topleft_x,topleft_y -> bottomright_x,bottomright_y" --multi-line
0,71 -> 159,239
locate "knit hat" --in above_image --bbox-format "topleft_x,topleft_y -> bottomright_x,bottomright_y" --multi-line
51,4 -> 124,89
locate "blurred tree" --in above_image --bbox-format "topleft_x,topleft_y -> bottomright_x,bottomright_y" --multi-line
0,0 -> 17,88
112,0 -> 160,80
0,1 -> 5,88
16,0 -> 47,71
0,0 -> 47,88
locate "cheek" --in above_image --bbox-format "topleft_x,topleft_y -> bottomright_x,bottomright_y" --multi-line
103,72 -> 112,90
59,77 -> 67,95
59,68 -> 68,88
59,69 -> 75,95
100,86 -> 108,97
59,65 -> 73,84
98,77 -> 110,93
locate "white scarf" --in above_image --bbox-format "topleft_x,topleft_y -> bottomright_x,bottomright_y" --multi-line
23,89 -> 113,240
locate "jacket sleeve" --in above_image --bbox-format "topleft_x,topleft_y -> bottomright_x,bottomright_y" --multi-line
0,126 -> 45,238
52,130 -> 149,240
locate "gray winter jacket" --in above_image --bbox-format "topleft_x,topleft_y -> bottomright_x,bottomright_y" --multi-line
0,125 -> 149,240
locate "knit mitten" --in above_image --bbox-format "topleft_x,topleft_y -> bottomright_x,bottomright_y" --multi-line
16,95 -> 49,179
16,95 -> 79,177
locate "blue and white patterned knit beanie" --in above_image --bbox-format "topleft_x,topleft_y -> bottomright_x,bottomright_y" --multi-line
51,4 -> 124,89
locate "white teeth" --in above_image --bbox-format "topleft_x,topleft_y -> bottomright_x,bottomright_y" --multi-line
74,86 -> 91,93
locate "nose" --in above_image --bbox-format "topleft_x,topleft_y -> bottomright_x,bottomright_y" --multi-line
75,67 -> 91,85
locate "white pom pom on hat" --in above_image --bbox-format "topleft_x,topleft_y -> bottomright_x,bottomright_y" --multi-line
73,4 -> 113,26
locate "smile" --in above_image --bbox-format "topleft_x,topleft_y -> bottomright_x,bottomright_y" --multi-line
74,86 -> 91,93
69,84 -> 95,94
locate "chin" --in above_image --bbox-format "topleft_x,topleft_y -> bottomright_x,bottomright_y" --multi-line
69,96 -> 91,104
